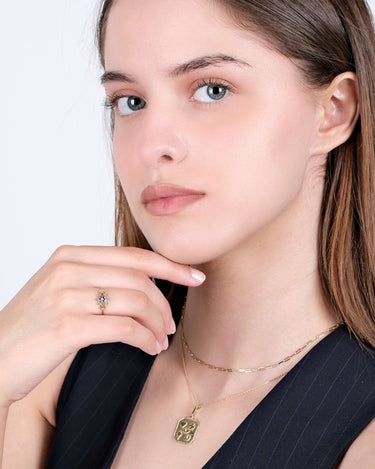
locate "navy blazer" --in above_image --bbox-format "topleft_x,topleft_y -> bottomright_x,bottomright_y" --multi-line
47,286 -> 375,468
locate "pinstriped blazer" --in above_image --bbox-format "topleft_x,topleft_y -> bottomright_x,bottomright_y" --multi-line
47,286 -> 375,469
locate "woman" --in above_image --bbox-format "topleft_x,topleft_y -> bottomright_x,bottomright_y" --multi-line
1,0 -> 375,467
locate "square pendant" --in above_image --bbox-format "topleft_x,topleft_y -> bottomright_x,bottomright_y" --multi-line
174,416 -> 200,444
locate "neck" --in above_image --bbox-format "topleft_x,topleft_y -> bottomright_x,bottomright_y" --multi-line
180,169 -> 337,370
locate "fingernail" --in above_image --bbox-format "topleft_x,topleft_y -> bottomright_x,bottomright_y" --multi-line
168,319 -> 176,335
163,337 -> 169,350
155,342 -> 163,354
190,268 -> 206,284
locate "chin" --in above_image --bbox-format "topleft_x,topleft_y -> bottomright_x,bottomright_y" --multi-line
145,233 -> 228,266
151,244 -> 210,266
137,216 -> 245,266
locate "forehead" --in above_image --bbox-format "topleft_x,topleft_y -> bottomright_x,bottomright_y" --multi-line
102,0 -> 308,93
104,0 -> 258,67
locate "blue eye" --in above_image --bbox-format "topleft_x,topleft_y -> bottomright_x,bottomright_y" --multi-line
117,96 -> 146,115
193,83 -> 228,103
104,79 -> 232,116
105,95 -> 146,116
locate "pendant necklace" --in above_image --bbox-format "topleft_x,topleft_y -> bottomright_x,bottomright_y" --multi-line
173,330 -> 288,444
173,303 -> 341,444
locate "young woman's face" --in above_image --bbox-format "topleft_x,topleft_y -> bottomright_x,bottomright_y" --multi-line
103,0 -> 321,265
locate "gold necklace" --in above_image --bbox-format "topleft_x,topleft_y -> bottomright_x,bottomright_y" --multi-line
173,328 -> 289,445
180,303 -> 341,373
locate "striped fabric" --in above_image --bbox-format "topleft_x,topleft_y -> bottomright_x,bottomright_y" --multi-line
47,293 -> 375,468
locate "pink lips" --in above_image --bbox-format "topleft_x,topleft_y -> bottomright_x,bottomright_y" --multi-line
141,184 -> 205,216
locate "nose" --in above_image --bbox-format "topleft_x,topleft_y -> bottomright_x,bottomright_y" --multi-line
135,106 -> 188,167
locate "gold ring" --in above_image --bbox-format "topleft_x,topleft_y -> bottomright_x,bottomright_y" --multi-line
96,289 -> 109,314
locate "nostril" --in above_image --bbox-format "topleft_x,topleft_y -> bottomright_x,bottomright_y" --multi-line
138,137 -> 188,166
159,154 -> 174,162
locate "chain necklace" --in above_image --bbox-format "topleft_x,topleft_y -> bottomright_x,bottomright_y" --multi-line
174,303 -> 341,444
173,328 -> 289,444
180,302 -> 341,373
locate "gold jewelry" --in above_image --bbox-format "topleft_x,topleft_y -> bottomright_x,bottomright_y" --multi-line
173,330 -> 288,445
96,289 -> 109,314
180,303 -> 341,373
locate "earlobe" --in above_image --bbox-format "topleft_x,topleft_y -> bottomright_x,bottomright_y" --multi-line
312,72 -> 359,155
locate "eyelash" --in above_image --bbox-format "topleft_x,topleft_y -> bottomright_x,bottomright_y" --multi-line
191,78 -> 234,102
104,78 -> 234,114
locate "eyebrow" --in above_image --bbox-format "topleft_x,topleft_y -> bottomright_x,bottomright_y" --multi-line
100,54 -> 251,85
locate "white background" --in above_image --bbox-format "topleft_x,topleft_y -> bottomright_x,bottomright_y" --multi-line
1,0 -> 375,309
1,1 -> 113,308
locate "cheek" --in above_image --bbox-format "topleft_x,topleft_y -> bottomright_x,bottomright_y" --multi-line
187,93 -> 317,242
112,125 -> 140,198
113,126 -> 130,175
191,92 -> 315,204
110,92 -> 317,265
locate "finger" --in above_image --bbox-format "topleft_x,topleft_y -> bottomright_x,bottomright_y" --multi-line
102,289 -> 169,348
60,287 -> 169,347
51,266 -> 173,331
49,246 -> 206,286
62,314 -> 164,355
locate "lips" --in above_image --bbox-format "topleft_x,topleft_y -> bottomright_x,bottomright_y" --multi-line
141,183 -> 205,216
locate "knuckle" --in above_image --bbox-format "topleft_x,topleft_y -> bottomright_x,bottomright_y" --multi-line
48,261 -> 76,286
123,247 -> 160,270
137,272 -> 152,291
121,317 -> 136,337
120,247 -> 144,266
56,288 -> 76,311
159,295 -> 172,316
153,316 -> 166,338
51,245 -> 74,262
132,290 -> 149,313
126,246 -> 147,259
175,262 -> 190,278
127,268 -> 147,285
144,329 -> 158,351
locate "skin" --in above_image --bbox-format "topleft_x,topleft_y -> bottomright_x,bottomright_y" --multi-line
103,0 -> 372,465
106,1 -> 318,267
103,0 -> 352,368
0,0 -> 372,466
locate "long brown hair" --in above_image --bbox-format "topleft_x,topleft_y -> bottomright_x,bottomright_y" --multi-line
96,0 -> 375,347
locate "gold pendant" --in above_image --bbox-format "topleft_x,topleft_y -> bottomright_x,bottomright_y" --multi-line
174,415 -> 200,444
174,406 -> 201,444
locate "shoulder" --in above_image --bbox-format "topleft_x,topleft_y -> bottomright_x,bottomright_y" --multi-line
337,418 -> 375,468
334,332 -> 375,467
333,326 -> 375,374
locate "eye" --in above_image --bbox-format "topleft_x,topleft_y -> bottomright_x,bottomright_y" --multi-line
105,95 -> 146,116
118,96 -> 146,115
192,79 -> 232,104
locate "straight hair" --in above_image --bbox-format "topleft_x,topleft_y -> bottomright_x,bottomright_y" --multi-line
96,0 -> 375,347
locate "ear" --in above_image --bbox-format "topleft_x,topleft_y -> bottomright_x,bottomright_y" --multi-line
311,72 -> 359,156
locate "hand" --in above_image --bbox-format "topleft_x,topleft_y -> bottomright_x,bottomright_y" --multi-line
0,245 -> 205,407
